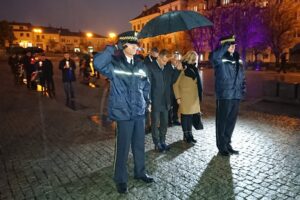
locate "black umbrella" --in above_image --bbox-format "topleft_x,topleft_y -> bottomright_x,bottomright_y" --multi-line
138,11 -> 213,39
25,47 -> 44,54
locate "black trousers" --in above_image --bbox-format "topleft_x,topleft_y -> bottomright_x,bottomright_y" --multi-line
114,118 -> 146,184
169,96 -> 179,124
216,99 -> 240,152
181,114 -> 193,134
151,110 -> 168,145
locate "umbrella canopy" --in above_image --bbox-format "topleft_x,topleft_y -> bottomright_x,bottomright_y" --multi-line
138,11 -> 213,39
25,47 -> 44,54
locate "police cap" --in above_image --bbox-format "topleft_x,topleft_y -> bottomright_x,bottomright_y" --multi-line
118,31 -> 139,45
220,35 -> 236,45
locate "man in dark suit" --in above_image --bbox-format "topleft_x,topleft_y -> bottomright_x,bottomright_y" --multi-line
144,47 -> 159,65
148,49 -> 181,152
144,47 -> 159,134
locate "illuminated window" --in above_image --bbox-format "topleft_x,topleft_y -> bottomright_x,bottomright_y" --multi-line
223,0 -> 230,5
168,38 -> 172,44
20,26 -> 24,30
20,33 -> 24,37
193,6 -> 198,11
133,25 -> 136,31
26,33 -> 30,37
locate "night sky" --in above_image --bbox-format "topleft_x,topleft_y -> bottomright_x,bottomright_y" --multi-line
0,0 -> 161,36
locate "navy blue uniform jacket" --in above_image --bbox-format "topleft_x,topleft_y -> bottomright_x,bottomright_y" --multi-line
93,46 -> 151,121
211,44 -> 246,100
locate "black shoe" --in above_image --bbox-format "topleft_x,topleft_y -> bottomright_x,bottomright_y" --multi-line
116,183 -> 128,194
183,133 -> 192,143
161,143 -> 170,151
155,144 -> 164,152
218,151 -> 230,156
134,174 -> 154,183
228,148 -> 239,155
188,132 -> 197,143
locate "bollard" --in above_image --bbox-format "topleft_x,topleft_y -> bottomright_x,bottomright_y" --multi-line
263,80 -> 278,97
278,82 -> 298,99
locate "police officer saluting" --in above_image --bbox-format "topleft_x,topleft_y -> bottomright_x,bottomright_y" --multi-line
211,35 -> 246,156
93,31 -> 154,194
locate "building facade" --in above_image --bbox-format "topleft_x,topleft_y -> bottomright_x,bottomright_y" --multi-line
8,22 -> 107,53
130,0 -> 300,63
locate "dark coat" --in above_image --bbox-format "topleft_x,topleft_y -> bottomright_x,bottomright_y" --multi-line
59,59 -> 76,82
211,44 -> 246,100
22,55 -> 35,74
148,61 -> 180,112
144,55 -> 156,66
93,46 -> 150,121
42,59 -> 54,80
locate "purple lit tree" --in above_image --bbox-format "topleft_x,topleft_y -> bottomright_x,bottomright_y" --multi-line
261,0 -> 300,68
208,1 -> 269,66
188,1 -> 269,66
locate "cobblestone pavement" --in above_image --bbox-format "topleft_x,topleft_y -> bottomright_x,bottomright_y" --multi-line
0,61 -> 299,200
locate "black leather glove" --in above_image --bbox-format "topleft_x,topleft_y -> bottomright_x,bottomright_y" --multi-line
116,41 -> 124,50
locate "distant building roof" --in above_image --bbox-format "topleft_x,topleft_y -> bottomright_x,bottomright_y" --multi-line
159,0 -> 178,7
9,21 -> 106,38
9,22 -> 32,27
131,3 -> 160,20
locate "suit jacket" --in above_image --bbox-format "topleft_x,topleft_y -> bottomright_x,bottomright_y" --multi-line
148,61 -> 179,112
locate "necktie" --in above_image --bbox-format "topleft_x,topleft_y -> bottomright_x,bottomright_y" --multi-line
130,59 -> 133,66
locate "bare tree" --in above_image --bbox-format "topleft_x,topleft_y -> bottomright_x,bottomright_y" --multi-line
0,20 -> 15,47
262,0 -> 300,67
47,39 -> 58,52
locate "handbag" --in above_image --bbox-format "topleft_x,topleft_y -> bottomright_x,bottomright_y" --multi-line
192,112 -> 204,130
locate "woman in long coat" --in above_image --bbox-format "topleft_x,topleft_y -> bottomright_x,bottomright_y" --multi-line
173,51 -> 202,143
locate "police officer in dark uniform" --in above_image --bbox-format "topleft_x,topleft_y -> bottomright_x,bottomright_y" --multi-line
211,35 -> 246,156
93,31 -> 154,194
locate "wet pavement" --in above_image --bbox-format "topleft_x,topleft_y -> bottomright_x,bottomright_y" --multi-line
0,60 -> 299,200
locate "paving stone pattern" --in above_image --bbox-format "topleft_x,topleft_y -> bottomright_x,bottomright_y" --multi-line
0,61 -> 299,200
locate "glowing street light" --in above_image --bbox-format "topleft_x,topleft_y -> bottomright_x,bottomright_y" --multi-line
33,28 -> 42,33
109,32 -> 116,39
86,32 -> 93,38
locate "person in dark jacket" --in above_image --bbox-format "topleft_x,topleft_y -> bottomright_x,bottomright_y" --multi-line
168,51 -> 182,126
210,35 -> 246,156
278,52 -> 287,73
22,51 -> 35,90
40,54 -> 55,97
148,49 -> 181,152
59,53 -> 76,107
144,47 -> 159,134
34,55 -> 46,93
144,47 -> 159,66
93,31 -> 154,194
8,54 -> 20,84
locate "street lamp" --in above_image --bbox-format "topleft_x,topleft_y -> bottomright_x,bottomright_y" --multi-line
86,32 -> 93,38
109,32 -> 116,39
33,28 -> 42,33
